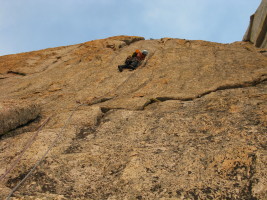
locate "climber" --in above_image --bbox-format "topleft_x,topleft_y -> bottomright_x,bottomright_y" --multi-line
118,49 -> 148,72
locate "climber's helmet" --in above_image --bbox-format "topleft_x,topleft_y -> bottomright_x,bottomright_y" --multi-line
142,50 -> 148,56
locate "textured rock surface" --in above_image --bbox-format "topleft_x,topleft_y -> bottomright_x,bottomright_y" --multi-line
243,0 -> 267,48
0,35 -> 266,199
0,101 -> 40,136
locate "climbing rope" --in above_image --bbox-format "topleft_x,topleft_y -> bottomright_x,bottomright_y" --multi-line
0,116 -> 51,183
6,104 -> 84,200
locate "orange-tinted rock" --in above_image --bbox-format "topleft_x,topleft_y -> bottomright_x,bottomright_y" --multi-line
0,35 -> 266,199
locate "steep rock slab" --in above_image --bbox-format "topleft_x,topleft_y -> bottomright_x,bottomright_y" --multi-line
97,39 -> 267,110
3,81 -> 266,199
243,0 -> 267,48
0,36 -> 266,199
0,37 -> 266,116
0,106 -> 103,199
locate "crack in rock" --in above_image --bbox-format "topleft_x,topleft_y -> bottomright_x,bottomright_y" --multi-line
197,75 -> 267,99
7,71 -> 26,76
142,75 -> 267,109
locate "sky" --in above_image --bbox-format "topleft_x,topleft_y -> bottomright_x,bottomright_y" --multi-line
0,0 -> 262,56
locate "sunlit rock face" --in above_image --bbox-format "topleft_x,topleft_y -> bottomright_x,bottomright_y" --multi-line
0,35 -> 266,199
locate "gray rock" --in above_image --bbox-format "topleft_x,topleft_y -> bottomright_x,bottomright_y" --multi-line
243,0 -> 267,48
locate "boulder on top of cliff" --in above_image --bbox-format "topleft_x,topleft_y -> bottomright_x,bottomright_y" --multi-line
243,0 -> 267,48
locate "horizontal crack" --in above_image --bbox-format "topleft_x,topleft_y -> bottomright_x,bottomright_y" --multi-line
198,75 -> 267,99
78,75 -> 267,111
7,71 -> 26,76
88,97 -> 114,106
100,106 -> 131,113
76,96 -> 115,107
143,75 -> 267,109
0,115 -> 42,140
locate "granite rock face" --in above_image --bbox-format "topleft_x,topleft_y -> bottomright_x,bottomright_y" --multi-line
0,36 -> 266,199
243,0 -> 267,48
0,101 -> 40,136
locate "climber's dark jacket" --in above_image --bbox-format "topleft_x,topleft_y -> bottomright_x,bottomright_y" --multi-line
118,50 -> 147,72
